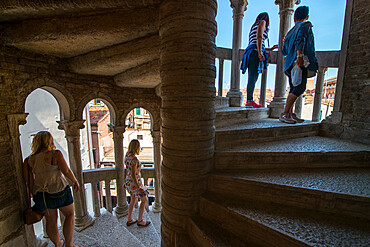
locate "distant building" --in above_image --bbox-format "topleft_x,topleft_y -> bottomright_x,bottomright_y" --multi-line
89,100 -> 113,168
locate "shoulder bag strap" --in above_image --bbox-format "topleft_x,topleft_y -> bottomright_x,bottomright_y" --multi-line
25,157 -> 32,208
51,150 -> 56,165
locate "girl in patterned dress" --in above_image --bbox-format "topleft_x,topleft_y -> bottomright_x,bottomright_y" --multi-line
125,139 -> 151,227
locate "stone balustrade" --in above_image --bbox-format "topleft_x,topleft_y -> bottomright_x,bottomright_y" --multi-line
82,165 -> 156,217
216,47 -> 340,121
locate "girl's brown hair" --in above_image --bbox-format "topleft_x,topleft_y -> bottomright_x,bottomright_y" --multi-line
127,139 -> 140,155
31,131 -> 56,155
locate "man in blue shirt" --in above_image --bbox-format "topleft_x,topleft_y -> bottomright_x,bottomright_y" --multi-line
279,6 -> 318,124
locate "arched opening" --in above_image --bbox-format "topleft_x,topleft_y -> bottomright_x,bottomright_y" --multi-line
124,107 -> 155,205
19,87 -> 72,237
81,98 -> 117,213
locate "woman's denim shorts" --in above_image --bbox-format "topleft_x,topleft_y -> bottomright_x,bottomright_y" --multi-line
32,185 -> 73,213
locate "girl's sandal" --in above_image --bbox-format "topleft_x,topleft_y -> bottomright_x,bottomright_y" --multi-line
126,219 -> 138,226
137,220 -> 151,227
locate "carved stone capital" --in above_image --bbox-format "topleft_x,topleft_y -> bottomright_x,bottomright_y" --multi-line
275,0 -> 301,6
230,0 -> 248,15
151,130 -> 161,143
111,125 -> 126,137
58,120 -> 85,141
7,113 -> 28,139
275,0 -> 300,12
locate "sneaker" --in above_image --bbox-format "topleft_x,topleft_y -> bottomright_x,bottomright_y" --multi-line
291,113 -> 304,123
279,113 -> 297,124
245,101 -> 263,108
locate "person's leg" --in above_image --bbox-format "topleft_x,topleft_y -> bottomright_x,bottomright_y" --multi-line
138,195 -> 148,223
44,209 -> 64,247
59,203 -> 76,247
280,67 -> 297,123
246,50 -> 260,103
283,93 -> 298,114
127,194 -> 137,222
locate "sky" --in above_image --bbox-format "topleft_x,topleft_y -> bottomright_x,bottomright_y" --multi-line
215,0 -> 346,90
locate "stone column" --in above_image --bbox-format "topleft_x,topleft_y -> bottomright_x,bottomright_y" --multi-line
268,0 -> 301,117
159,0 -> 217,245
112,125 -> 129,217
7,114 -> 39,247
58,120 -> 94,231
327,0 -> 353,123
151,130 -> 162,213
312,67 -> 328,122
226,0 -> 248,107
218,58 -> 224,97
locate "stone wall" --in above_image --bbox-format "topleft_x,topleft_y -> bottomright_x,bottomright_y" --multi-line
321,0 -> 370,144
0,45 -> 161,246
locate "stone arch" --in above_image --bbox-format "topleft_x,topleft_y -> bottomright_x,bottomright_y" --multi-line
22,76 -> 74,121
121,103 -> 160,131
76,92 -> 118,125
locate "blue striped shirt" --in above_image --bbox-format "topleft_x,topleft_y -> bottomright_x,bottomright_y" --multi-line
248,21 -> 268,47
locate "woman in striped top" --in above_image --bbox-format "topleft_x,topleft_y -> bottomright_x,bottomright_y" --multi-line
241,12 -> 278,108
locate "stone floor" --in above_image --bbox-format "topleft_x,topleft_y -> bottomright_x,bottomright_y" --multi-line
39,205 -> 161,247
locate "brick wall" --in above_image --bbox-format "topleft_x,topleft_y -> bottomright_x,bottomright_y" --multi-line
321,0 -> 370,144
0,45 -> 161,245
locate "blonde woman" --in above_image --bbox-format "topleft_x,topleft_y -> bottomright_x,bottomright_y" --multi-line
23,131 -> 81,247
125,139 -> 151,227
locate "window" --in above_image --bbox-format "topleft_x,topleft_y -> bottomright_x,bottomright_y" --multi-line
137,135 -> 143,140
136,123 -> 142,129
135,108 -> 141,116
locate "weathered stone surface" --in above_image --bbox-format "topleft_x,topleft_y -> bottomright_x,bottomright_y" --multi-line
0,8 -> 159,58
0,0 -> 160,22
322,0 -> 370,144
159,0 -> 217,245
114,59 -> 160,88
69,34 -> 159,76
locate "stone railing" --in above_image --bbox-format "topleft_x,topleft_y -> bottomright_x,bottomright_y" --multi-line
216,47 -> 340,121
82,164 -> 155,217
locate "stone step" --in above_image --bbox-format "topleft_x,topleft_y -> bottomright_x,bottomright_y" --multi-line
117,202 -> 161,247
200,194 -> 370,247
215,119 -> 319,149
208,169 -> 370,220
79,209 -> 146,247
215,107 -> 269,129
188,215 -> 248,247
148,205 -> 161,237
215,136 -> 370,170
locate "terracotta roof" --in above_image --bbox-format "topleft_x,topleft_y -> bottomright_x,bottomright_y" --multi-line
89,106 -> 109,125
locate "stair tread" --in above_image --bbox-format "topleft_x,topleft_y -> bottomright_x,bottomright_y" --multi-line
216,118 -> 318,132
216,168 -> 370,197
190,215 -> 248,246
117,204 -> 161,247
215,107 -> 268,113
203,194 -> 370,247
80,209 -> 146,247
216,136 -> 370,152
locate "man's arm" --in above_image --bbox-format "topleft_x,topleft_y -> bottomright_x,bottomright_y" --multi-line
295,24 -> 310,67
